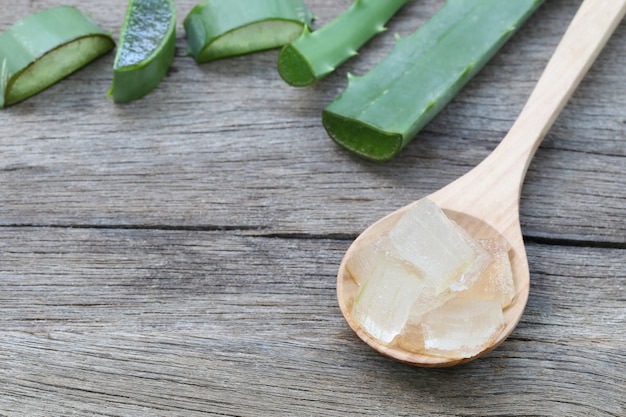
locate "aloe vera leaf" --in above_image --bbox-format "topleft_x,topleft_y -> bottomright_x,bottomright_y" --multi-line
323,0 -> 543,161
109,0 -> 177,103
278,0 -> 413,87
184,0 -> 313,63
0,6 -> 114,108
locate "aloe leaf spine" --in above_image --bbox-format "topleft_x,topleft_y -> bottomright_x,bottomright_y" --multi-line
278,0 -> 413,87
323,0 -> 543,161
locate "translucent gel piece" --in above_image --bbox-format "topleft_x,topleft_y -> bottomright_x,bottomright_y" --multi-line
458,238 -> 516,308
451,223 -> 493,291
346,236 -> 396,285
202,20 -> 304,61
388,198 -> 491,292
353,250 -> 430,344
420,298 -> 504,359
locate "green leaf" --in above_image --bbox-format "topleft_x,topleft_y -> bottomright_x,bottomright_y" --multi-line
109,0 -> 177,103
184,0 -> 313,63
323,0 -> 544,161
278,0 -> 413,87
0,6 -> 114,108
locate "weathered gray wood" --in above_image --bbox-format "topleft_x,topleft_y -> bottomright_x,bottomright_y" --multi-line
0,0 -> 624,415
0,229 -> 623,416
0,0 -> 624,243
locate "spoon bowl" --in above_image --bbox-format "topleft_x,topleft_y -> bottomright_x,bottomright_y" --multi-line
338,205 -> 528,367
337,0 -> 626,367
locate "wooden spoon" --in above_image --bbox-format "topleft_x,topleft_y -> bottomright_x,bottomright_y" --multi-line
337,0 -> 626,367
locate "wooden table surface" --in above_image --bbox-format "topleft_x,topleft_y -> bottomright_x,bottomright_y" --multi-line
1,0 -> 624,415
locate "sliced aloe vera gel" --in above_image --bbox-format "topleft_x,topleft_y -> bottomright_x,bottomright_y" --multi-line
348,198 -> 514,359
323,0 -> 543,161
278,0 -> 413,87
0,6 -> 114,108
109,0 -> 176,103
184,0 -> 313,63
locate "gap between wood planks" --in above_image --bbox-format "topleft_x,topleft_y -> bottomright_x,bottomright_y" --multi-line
1,223 -> 624,250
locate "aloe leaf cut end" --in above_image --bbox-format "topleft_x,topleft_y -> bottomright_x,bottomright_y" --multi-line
9,36 -> 115,107
277,0 -> 412,87
184,0 -> 313,63
196,20 -> 307,63
110,0 -> 177,103
324,0 -> 543,161
277,43 -> 316,87
0,6 -> 114,108
323,109 -> 403,161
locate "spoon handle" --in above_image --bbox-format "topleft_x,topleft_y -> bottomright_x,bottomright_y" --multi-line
492,0 -> 626,183
430,0 -> 626,233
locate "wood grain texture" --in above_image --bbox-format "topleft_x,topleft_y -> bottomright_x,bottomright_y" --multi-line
0,0 -> 624,415
0,229 -> 623,416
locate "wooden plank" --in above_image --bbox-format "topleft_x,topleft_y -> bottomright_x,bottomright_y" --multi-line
0,228 -> 623,416
1,0 -> 625,415
0,0 -> 623,244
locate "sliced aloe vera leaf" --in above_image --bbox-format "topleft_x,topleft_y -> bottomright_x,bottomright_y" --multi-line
278,0 -> 413,87
184,0 -> 313,63
0,6 -> 114,108
323,0 -> 543,161
109,0 -> 176,103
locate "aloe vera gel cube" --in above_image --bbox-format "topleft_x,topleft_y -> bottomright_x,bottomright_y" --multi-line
460,239 -> 516,308
353,249 -> 430,344
388,199 -> 491,292
417,298 -> 504,358
347,198 -> 515,358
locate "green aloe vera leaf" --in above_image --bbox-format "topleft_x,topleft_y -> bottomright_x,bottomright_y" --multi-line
184,0 -> 313,63
278,0 -> 413,87
0,6 -> 114,108
323,0 -> 543,161
109,0 -> 177,103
